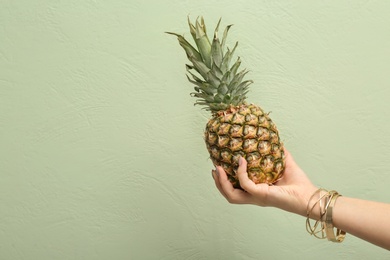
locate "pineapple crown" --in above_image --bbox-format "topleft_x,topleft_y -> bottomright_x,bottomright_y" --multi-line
167,17 -> 253,113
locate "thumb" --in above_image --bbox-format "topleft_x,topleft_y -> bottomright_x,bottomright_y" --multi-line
237,157 -> 257,192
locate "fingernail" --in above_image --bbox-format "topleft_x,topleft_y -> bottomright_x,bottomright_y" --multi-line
238,156 -> 244,166
215,167 -> 220,177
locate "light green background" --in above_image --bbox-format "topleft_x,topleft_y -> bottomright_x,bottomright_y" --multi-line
1,0 -> 390,259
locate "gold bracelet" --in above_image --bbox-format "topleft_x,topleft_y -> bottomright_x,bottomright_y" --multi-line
306,188 -> 347,243
324,192 -> 346,243
306,188 -> 329,239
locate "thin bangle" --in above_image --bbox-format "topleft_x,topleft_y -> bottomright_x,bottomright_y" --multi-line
325,193 -> 346,242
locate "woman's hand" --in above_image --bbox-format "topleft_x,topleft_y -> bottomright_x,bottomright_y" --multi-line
212,149 -> 318,217
212,148 -> 390,250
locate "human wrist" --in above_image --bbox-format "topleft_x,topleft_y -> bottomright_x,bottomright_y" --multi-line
273,185 -> 318,217
296,185 -> 319,218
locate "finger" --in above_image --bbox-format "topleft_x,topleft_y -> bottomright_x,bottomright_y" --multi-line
217,166 -> 252,204
215,166 -> 234,198
212,168 -> 228,200
236,157 -> 258,193
236,157 -> 271,205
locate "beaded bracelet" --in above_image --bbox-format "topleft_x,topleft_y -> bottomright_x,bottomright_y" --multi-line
306,188 -> 346,243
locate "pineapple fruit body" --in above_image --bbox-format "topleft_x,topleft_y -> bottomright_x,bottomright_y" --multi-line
205,104 -> 284,188
168,17 -> 285,188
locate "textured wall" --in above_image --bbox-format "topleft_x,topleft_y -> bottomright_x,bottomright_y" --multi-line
1,0 -> 390,259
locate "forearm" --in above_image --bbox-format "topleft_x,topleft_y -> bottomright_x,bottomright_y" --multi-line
332,196 -> 390,250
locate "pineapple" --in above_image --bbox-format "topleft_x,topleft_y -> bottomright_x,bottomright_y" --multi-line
167,17 -> 285,188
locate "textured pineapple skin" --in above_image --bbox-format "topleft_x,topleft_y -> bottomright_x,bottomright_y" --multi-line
205,103 -> 285,188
